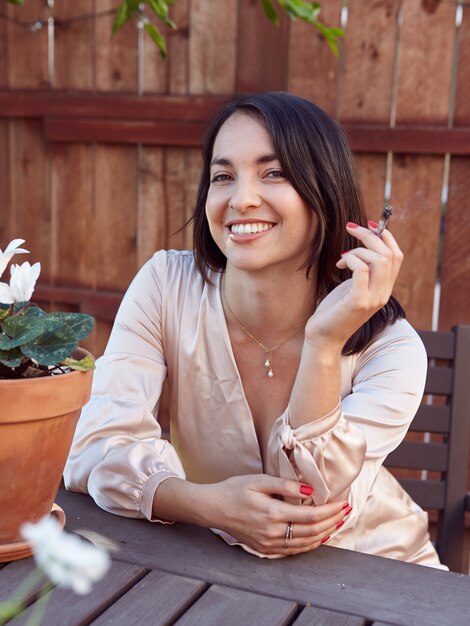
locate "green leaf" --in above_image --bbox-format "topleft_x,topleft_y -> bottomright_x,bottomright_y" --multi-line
5,0 -> 25,5
261,0 -> 279,26
112,2 -> 131,34
0,307 -> 10,321
42,313 -> 95,342
62,355 -> 96,372
20,319 -> 78,366
0,347 -> 23,368
144,22 -> 167,58
148,0 -> 177,29
0,316 -> 45,349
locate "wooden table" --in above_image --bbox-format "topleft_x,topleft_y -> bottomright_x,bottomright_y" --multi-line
2,488 -> 470,626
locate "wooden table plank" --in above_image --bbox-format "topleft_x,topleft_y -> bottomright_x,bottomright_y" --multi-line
57,490 -> 470,626
0,559 -> 46,603
92,570 -> 206,625
294,606 -> 367,625
9,560 -> 146,626
175,584 -> 298,626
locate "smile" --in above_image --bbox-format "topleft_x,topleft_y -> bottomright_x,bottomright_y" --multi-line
229,223 -> 274,235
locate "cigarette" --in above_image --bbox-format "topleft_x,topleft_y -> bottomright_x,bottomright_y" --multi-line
375,205 -> 392,236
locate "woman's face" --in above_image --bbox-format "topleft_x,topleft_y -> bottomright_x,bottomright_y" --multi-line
205,112 -> 317,276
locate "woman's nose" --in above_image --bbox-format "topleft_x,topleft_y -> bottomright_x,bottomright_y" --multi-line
228,178 -> 262,213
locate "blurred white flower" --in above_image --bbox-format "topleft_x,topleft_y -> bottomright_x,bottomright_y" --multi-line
0,261 -> 41,304
0,239 -> 29,278
21,515 -> 111,595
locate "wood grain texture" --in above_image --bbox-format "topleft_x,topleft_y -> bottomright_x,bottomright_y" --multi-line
339,0 -> 400,123
354,153 -> 386,220
9,119 -> 51,279
6,0 -> 49,89
237,0 -> 289,92
176,584 -> 298,626
94,0 -> 138,92
94,144 -> 138,290
50,143 -> 94,287
53,0 -> 95,90
11,561 -> 146,626
188,0 -> 237,94
139,147 -> 168,267
389,155 -> 443,329
395,0 -> 455,124
0,121 -> 10,244
287,0 -> 342,116
294,606 -> 366,625
439,157 -> 470,329
92,570 -> 206,625
164,147 -> 190,250
0,5 -> 7,88
454,7 -> 470,125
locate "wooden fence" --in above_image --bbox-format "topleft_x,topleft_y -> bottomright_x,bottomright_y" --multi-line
0,0 -> 469,565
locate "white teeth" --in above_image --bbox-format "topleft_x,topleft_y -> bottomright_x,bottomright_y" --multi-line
230,223 -> 273,235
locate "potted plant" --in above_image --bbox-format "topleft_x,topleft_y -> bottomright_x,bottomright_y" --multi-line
0,239 -> 95,562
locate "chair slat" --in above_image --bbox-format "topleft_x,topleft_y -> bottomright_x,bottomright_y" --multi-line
418,330 -> 454,359
385,441 -> 448,471
411,405 -> 450,433
395,478 -> 446,510
424,366 -> 453,395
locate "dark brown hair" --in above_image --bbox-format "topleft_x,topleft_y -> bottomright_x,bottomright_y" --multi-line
191,92 -> 404,355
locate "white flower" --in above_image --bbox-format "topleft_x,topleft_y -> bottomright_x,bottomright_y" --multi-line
21,516 -> 111,595
0,239 -> 29,278
0,261 -> 41,304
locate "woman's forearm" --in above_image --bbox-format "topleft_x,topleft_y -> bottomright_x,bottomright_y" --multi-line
152,477 -> 217,527
288,338 -> 343,429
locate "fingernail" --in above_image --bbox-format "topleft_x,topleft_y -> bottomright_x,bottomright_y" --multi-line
336,520 -> 345,529
341,502 -> 350,510
344,505 -> 353,517
299,484 -> 314,496
368,220 -> 379,229
341,250 -> 350,256
321,535 -> 331,544
346,222 -> 359,229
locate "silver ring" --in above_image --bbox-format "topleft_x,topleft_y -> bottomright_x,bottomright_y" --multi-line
284,522 -> 294,548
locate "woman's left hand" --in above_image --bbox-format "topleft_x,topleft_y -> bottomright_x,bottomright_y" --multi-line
305,222 -> 403,349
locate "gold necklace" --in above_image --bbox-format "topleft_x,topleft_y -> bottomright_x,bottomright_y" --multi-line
222,291 -> 304,379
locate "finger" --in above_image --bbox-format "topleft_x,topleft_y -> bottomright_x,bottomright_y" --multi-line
257,476 -> 315,500
346,222 -> 394,255
335,252 -> 371,297
283,504 -> 352,541
277,499 -> 351,526
336,247 -> 390,272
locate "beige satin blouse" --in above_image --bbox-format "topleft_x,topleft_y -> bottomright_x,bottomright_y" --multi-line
64,250 -> 446,569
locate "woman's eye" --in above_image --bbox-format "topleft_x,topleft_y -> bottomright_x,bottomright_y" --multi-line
267,169 -> 285,179
210,173 -> 232,183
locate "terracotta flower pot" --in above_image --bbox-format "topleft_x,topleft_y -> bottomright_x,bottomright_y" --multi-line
0,347 -> 93,561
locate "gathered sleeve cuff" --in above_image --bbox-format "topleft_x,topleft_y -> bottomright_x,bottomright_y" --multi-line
267,400 -> 367,506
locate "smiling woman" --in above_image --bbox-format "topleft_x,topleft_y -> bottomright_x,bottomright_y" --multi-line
64,92 -> 446,569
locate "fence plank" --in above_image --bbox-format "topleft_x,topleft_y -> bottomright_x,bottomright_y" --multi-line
287,1 -> 342,117
237,0 -> 289,92
53,0 -> 94,90
9,120 -> 51,279
339,0 -> 400,123
95,0 -> 138,92
0,5 -> 7,87
439,157 -> 470,329
139,147 -> 168,267
188,0 -> 237,94
395,0 -> 455,124
6,0 -> 48,89
390,155 -> 443,329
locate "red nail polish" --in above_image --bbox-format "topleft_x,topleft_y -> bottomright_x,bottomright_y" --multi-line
368,220 -> 379,229
321,535 -> 331,544
336,520 -> 345,529
341,502 -> 350,510
344,505 -> 353,517
299,484 -> 314,496
346,222 -> 359,229
341,250 -> 350,256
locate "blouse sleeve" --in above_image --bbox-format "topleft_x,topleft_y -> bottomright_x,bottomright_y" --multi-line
266,320 -> 428,528
63,250 -> 186,522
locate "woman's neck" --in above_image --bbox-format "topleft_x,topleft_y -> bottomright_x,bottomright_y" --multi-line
222,264 -> 317,340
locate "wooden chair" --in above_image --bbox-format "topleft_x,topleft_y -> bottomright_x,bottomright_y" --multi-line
384,325 -> 470,572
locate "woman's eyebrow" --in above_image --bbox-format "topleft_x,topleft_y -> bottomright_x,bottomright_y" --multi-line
210,153 -> 279,167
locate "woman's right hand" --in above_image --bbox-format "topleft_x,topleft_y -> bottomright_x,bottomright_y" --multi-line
200,474 -> 351,556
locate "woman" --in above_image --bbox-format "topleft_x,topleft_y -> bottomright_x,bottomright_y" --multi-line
64,92 -> 444,568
